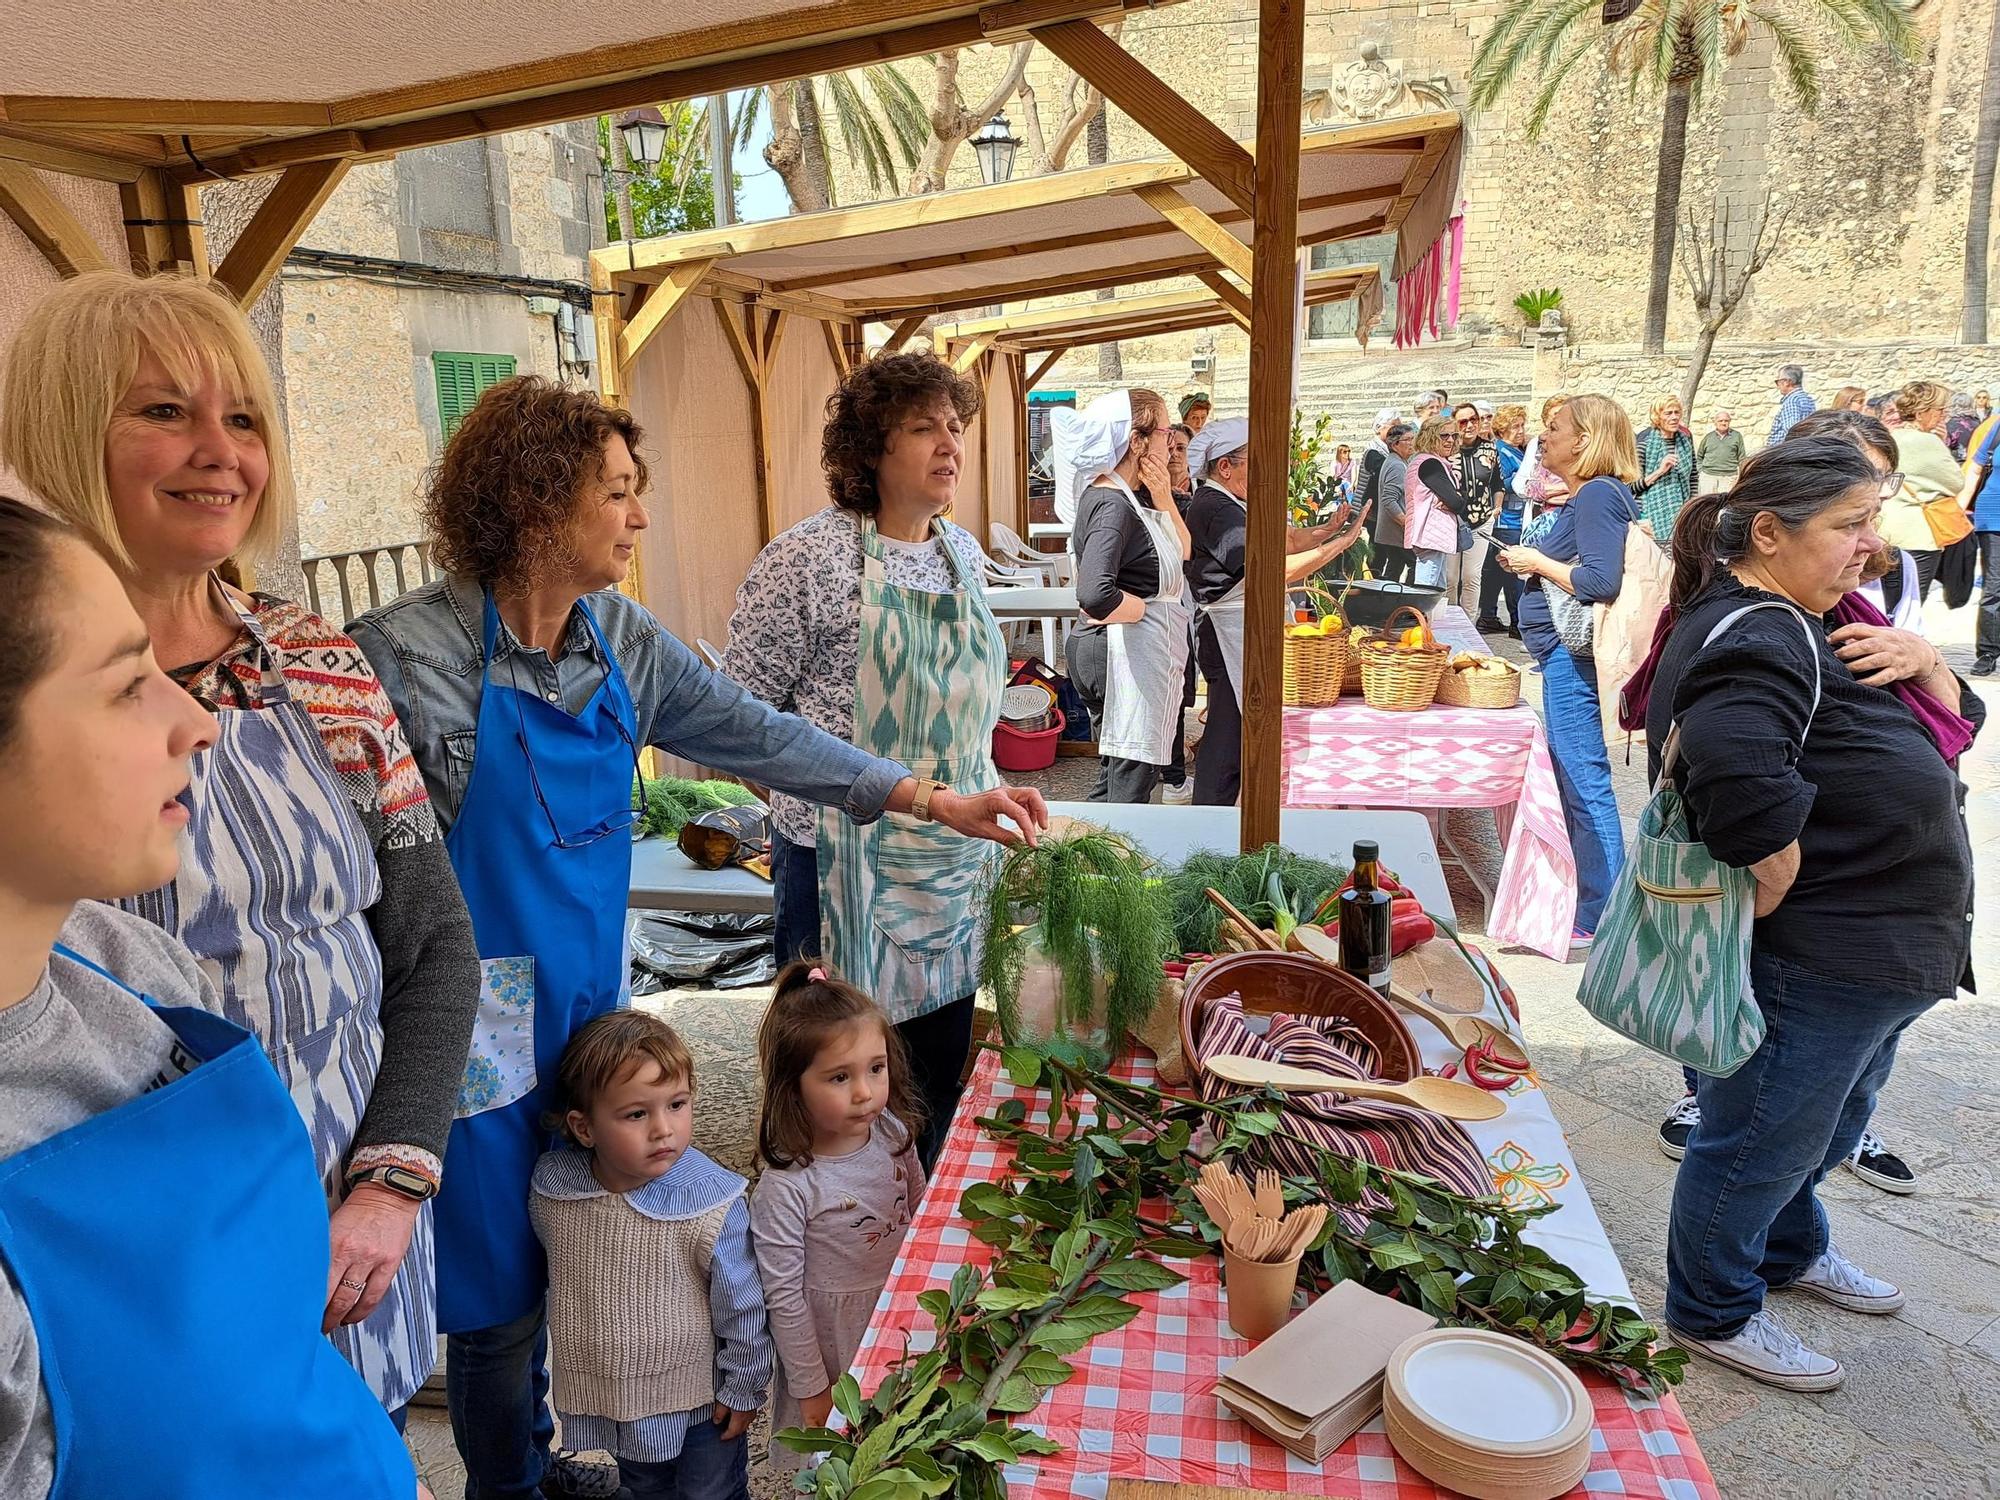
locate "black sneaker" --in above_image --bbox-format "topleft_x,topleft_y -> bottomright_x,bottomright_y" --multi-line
546,1450 -> 622,1500
1475,617 -> 1506,633
1843,1129 -> 1918,1194
1973,658 -> 1997,678
1658,1092 -> 1700,1160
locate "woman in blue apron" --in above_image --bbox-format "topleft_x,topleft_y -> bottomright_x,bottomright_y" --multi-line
2,272 -> 480,1421
350,376 -> 1044,1500
0,498 -> 427,1499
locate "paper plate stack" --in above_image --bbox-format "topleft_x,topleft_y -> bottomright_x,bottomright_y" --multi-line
1383,1329 -> 1593,1500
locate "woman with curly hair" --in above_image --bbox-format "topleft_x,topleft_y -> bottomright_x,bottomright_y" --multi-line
1,272 -> 480,1437
351,370 -> 1043,1499
725,351 -> 1043,1158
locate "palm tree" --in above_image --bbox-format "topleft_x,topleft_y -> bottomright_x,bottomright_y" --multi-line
746,65 -> 935,212
1471,0 -> 1912,355
1963,0 -> 2000,343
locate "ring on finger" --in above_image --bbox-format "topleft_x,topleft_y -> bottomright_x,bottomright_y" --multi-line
340,1277 -> 367,1293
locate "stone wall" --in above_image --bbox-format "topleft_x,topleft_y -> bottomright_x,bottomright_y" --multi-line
279,125 -> 597,557
832,0 -> 1996,349
1531,339 -> 2000,438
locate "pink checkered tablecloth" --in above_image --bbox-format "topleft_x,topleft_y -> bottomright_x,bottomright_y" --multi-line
853,1050 -> 1719,1500
1281,607 -> 1576,959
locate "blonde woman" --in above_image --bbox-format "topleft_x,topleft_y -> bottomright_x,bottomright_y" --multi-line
1881,380 -> 1967,607
1831,384 -> 1870,415
0,272 -> 481,1426
1401,412 -> 1466,588
1498,394 -> 1641,944
1634,394 -> 1696,538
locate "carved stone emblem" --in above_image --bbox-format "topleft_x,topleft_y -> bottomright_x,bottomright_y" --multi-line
1305,39 -> 1455,123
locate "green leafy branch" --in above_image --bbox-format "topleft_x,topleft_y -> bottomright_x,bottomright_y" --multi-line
779,1049 -> 1682,1497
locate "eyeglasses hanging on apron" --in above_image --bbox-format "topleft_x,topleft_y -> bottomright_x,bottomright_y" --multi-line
1096,473 -> 1194,767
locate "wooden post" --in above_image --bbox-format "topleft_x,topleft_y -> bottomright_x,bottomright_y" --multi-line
212,160 -> 349,307
1241,0 -> 1305,853
118,169 -> 206,278
715,300 -> 782,546
1011,352 -> 1031,537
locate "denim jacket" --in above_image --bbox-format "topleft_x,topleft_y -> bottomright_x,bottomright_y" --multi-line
348,574 -> 907,837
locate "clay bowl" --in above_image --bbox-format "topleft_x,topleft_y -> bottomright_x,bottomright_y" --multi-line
1180,950 -> 1421,1088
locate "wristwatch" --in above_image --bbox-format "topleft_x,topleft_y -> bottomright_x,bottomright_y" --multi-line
345,1165 -> 439,1204
911,778 -> 949,822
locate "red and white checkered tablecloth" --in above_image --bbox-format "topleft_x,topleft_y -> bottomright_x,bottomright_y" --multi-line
853,1050 -> 1719,1500
1281,607 -> 1576,960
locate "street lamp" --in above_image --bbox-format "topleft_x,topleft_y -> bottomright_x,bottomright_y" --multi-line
617,106 -> 668,171
971,112 -> 1022,185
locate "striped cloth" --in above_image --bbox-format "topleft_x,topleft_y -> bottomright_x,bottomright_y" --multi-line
1193,992 -> 1494,1227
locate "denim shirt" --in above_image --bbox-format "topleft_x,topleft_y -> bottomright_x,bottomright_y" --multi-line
348,574 -> 908,837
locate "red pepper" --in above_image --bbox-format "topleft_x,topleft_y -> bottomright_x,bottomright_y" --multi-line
1389,902 -> 1435,957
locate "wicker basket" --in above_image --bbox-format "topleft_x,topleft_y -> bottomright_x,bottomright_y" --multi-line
1357,604 -> 1448,711
1434,656 -> 1523,709
1282,629 -> 1347,707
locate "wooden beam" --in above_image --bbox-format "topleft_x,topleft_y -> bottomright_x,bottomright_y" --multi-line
163,1 -> 1165,181
1025,349 -> 1067,390
1198,271 -> 1253,332
1135,183 -> 1253,283
880,314 -> 929,356
1008,351 -> 1030,536
767,183 -> 1387,297
212,159 -> 348,307
1031,18 -> 1256,216
0,127 -> 156,183
616,257 -> 715,370
0,162 -> 110,276
821,318 -> 854,380
2,98 -> 336,132
846,251 -> 1216,321
1241,0 -> 1305,854
119,168 -> 207,278
591,260 -> 627,406
951,333 -> 997,373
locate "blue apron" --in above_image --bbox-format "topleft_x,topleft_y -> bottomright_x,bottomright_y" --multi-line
434,593 -> 639,1334
0,945 -> 411,1498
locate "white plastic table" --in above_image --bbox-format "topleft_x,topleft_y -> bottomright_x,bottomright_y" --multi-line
984,585 -> 1079,665
625,804 -> 1449,923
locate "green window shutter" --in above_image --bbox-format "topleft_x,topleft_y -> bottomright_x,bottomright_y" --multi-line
433,352 -> 519,439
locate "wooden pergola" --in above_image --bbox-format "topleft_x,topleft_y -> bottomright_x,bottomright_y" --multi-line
594,114 -> 1457,840
1,0 -> 1460,849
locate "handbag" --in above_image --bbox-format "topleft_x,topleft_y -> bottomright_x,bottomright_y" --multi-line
1921,487 -> 1974,549
1541,480 -> 1638,658
1577,601 -> 1823,1078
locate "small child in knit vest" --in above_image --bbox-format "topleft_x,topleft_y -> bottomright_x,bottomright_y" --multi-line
530,1010 -> 771,1500
750,964 -> 926,1471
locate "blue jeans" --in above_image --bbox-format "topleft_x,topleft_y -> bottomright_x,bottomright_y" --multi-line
1540,644 -> 1624,932
1412,549 -> 1448,587
446,1304 -> 554,1500
1666,949 -> 1937,1338
618,1420 -> 749,1500
771,831 -> 822,968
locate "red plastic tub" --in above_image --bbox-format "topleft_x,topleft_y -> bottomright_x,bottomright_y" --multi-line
992,709 -> 1065,772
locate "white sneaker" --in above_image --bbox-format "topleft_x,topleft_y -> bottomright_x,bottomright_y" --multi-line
1669,1308 -> 1844,1392
1160,779 -> 1194,805
1785,1243 -> 1905,1315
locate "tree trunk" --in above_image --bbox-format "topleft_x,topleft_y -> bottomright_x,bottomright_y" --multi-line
1090,108 -> 1123,382
1962,0 -> 2000,341
708,93 -> 736,226
763,82 -> 828,212
1642,65 -> 1696,355
609,124 -> 636,241
796,81 -> 835,209
908,43 -> 1035,193
1680,319 -> 1721,414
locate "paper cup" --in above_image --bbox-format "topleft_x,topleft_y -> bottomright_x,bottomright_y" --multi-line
1223,1247 -> 1303,1341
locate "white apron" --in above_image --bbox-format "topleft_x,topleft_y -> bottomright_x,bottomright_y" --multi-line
1097,475 -> 1194,765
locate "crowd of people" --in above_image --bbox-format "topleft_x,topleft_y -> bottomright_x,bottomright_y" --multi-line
0,272 -> 1046,1500
1340,368 -> 1987,1393
0,255 -> 1989,1496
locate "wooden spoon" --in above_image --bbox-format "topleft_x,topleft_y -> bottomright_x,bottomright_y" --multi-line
1390,983 -> 1531,1069
1204,1052 -> 1508,1121
1283,928 -> 1530,1069
1205,888 -> 1281,951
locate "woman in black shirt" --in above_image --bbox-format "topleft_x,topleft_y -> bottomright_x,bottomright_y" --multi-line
1645,439 -> 1980,1392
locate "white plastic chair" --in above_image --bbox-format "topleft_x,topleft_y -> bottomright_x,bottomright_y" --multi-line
989,521 -> 1070,585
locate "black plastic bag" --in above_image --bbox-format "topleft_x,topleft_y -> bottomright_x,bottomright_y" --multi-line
628,908 -> 774,993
